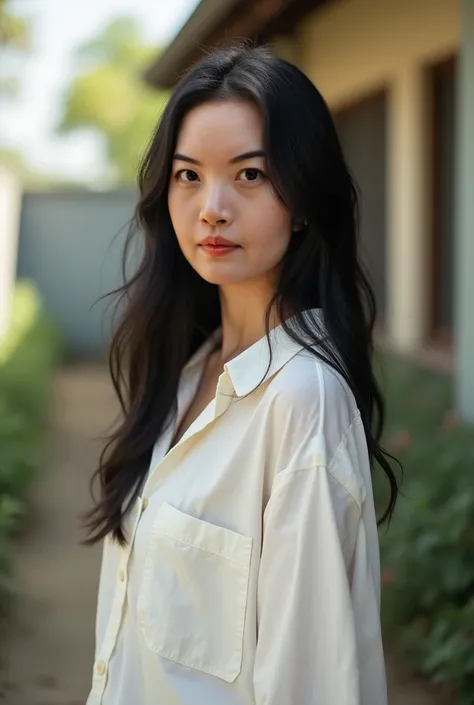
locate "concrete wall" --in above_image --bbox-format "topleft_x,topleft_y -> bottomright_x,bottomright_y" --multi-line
17,189 -> 140,358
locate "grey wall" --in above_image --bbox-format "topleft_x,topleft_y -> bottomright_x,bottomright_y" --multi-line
17,188 -> 141,359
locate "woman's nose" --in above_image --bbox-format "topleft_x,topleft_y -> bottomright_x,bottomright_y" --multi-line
199,186 -> 232,226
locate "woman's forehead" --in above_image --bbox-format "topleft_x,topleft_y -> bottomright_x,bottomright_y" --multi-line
176,100 -> 263,155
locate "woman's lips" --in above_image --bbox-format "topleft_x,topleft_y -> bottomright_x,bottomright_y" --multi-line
199,244 -> 240,257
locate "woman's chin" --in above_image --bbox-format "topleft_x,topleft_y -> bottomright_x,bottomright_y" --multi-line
190,257 -> 247,286
197,270 -> 246,286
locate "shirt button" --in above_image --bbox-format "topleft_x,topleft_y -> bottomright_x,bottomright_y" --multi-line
119,569 -> 125,582
142,497 -> 149,511
96,660 -> 106,676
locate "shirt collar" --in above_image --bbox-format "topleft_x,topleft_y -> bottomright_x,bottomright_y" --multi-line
224,308 -> 324,397
183,309 -> 324,397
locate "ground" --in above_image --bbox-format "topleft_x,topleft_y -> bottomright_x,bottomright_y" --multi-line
0,363 -> 441,704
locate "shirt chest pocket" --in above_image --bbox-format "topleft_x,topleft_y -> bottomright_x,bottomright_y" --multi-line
137,501 -> 253,683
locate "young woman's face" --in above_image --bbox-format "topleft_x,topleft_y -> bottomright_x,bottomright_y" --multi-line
168,100 -> 293,288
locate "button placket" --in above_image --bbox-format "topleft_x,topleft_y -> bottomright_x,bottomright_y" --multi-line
89,493 -> 150,703
96,533 -> 136,689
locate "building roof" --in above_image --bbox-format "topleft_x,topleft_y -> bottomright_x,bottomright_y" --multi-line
144,0 -> 328,89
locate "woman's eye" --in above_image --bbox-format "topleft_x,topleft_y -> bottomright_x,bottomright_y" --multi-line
238,168 -> 265,183
176,169 -> 199,182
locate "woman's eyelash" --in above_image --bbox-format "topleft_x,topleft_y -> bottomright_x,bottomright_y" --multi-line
173,167 -> 267,182
175,169 -> 198,182
239,168 -> 266,181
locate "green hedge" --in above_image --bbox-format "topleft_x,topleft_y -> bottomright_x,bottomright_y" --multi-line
377,353 -> 474,705
0,280 -> 62,602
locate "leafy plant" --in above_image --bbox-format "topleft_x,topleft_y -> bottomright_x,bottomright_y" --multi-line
377,352 -> 474,704
0,280 -> 62,604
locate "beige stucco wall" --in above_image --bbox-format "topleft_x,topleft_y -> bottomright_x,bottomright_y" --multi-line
297,0 -> 459,109
272,35 -> 300,65
293,0 -> 460,352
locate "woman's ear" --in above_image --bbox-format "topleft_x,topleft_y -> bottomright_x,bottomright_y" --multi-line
292,217 -> 308,233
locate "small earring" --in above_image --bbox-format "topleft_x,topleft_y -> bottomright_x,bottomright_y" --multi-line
292,218 -> 308,233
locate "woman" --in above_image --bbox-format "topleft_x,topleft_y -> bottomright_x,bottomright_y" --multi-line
84,43 -> 398,705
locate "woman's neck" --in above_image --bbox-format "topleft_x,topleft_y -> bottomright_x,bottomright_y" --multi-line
215,282 -> 285,366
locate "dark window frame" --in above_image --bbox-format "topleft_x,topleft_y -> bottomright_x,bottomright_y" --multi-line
429,54 -> 457,348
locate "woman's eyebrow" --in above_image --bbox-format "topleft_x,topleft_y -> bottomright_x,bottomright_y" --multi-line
230,150 -> 265,164
172,150 -> 266,166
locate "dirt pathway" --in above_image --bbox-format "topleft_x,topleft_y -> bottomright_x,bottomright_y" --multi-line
0,364 -> 114,705
0,363 -> 440,704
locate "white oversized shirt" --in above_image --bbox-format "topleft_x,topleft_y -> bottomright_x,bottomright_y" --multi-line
87,310 -> 387,705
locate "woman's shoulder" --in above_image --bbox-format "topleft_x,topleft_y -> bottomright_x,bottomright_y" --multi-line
262,349 -> 367,498
266,347 -> 359,425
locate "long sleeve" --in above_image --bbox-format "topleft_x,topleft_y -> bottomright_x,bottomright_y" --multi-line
253,463 -> 387,705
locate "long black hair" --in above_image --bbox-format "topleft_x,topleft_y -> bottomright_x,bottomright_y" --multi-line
82,42 -> 399,546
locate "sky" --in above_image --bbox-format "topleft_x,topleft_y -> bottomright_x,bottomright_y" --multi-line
0,0 -> 200,182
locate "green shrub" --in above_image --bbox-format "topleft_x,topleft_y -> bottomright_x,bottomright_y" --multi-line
0,280 -> 62,601
378,353 -> 474,705
0,281 -> 42,365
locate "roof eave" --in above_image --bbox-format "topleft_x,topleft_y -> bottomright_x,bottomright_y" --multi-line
143,0 -> 243,89
144,0 -> 333,90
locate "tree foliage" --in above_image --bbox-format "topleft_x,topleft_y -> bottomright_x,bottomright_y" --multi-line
0,0 -> 28,48
56,17 -> 168,184
0,0 -> 29,97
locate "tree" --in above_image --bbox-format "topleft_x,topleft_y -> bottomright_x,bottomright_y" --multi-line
56,17 -> 168,185
0,0 -> 28,48
0,0 -> 30,97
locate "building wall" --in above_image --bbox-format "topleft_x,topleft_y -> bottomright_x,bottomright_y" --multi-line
297,0 -> 459,109
293,0 -> 460,353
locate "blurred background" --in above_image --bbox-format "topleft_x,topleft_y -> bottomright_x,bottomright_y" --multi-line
0,0 -> 473,703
